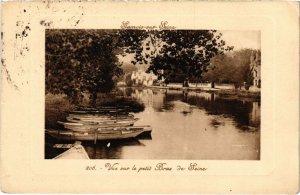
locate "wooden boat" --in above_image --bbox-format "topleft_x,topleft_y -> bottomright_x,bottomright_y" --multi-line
92,126 -> 152,135
66,117 -> 116,123
66,115 -> 135,123
67,113 -> 134,119
64,118 -> 138,125
45,128 -> 147,141
67,108 -> 129,115
57,119 -> 149,131
58,118 -> 139,130
67,117 -> 133,124
53,142 -> 90,159
68,113 -> 134,118
76,106 -> 130,111
65,118 -> 137,125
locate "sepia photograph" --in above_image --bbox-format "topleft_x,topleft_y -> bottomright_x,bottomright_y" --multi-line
1,1 -> 299,193
45,28 -> 261,160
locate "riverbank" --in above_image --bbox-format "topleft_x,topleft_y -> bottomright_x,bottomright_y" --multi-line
145,85 -> 260,100
216,90 -> 260,101
45,93 -> 145,129
46,88 -> 260,160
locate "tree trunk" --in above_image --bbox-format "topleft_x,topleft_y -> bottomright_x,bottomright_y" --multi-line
183,78 -> 189,87
89,91 -> 97,107
69,90 -> 82,105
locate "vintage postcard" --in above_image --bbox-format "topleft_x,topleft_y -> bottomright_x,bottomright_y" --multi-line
1,1 -> 299,194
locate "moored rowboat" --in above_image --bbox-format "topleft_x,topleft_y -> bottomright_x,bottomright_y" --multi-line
75,106 -> 130,110
57,121 -> 151,132
46,128 -> 147,141
66,117 -> 116,123
67,113 -> 134,119
67,108 -> 129,115
66,115 -> 135,124
96,126 -> 152,134
58,118 -> 139,131
53,143 -> 90,159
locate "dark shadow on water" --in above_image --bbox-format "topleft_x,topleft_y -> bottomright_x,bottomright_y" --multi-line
130,89 -> 260,131
136,132 -> 152,139
159,103 -> 174,112
84,138 -> 145,159
210,118 -> 225,128
45,135 -> 147,159
163,90 -> 260,130
186,94 -> 260,130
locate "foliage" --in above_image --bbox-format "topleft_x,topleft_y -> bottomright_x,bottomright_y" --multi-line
46,29 -> 147,105
142,30 -> 233,83
46,29 -> 233,106
45,94 -> 75,129
116,63 -> 138,82
121,63 -> 138,74
202,49 -> 260,89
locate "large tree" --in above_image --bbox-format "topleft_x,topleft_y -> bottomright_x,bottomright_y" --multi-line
144,30 -> 233,84
46,29 -> 232,105
202,49 -> 261,89
46,29 -> 147,105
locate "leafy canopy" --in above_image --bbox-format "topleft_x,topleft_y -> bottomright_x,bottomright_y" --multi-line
143,30 -> 233,83
46,29 -> 232,104
46,29 -> 147,103
202,49 -> 261,88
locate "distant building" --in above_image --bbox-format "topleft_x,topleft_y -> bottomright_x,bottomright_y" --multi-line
249,51 -> 261,91
131,69 -> 158,86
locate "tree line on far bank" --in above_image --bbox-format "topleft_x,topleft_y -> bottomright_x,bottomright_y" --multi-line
46,29 -> 232,106
202,49 -> 261,89
124,48 -> 261,90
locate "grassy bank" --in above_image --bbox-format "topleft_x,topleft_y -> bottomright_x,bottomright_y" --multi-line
45,93 -> 145,129
45,94 -> 75,129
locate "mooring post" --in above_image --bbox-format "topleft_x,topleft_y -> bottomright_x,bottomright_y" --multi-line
57,129 -> 61,142
94,130 -> 97,145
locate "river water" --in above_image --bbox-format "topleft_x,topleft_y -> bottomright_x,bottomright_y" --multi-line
82,88 -> 260,160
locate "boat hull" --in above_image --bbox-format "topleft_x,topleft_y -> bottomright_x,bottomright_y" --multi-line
46,129 -> 147,141
66,116 -> 136,124
58,120 -> 138,131
68,113 -> 134,119
53,144 -> 90,159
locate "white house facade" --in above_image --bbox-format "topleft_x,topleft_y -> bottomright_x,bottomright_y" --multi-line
131,70 -> 158,86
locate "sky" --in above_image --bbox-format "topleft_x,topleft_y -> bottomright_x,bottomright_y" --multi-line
220,30 -> 261,50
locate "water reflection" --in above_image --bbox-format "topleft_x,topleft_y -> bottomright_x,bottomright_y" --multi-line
249,102 -> 260,128
105,88 -> 261,160
127,88 -> 260,131
84,139 -> 145,159
46,88 -> 260,160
